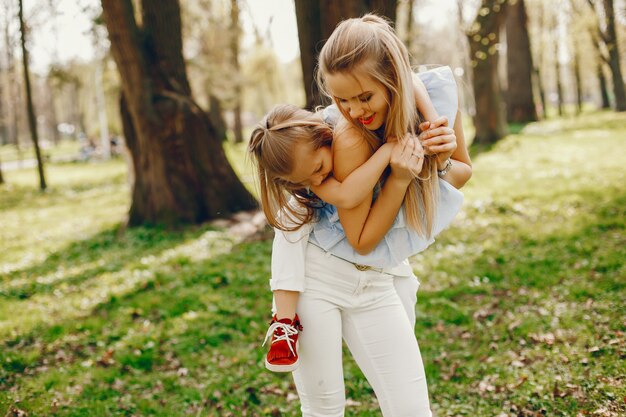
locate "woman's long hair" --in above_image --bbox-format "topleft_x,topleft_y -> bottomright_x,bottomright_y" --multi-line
316,13 -> 438,237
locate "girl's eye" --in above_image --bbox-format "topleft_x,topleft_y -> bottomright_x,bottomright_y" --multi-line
360,95 -> 372,103
337,98 -> 348,104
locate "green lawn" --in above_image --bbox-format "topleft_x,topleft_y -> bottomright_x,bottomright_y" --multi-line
1,111 -> 624,416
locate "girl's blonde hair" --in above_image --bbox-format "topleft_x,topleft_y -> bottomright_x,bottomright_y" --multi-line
248,104 -> 333,231
316,13 -> 439,237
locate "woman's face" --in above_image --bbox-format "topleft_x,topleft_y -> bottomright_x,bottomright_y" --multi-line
325,69 -> 390,131
281,141 -> 333,187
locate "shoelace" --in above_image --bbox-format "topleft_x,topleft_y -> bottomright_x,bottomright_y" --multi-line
262,322 -> 299,355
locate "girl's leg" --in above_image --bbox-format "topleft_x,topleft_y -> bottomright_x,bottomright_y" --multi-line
273,289 -> 299,320
265,229 -> 308,372
393,274 -> 420,327
292,295 -> 345,417
343,279 -> 432,417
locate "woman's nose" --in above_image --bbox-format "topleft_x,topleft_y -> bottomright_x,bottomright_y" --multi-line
348,102 -> 364,119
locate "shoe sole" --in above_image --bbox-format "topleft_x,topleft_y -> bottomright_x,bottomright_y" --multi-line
264,341 -> 299,373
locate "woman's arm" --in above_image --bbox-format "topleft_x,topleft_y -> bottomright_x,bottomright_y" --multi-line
332,122 -> 421,255
420,108 -> 472,189
310,143 -> 393,209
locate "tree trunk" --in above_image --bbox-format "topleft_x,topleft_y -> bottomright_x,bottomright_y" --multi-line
533,66 -> 547,119
506,0 -> 537,123
19,0 -> 46,190
0,64 -> 6,145
602,0 -> 626,111
230,0 -> 243,143
4,6 -> 19,147
95,61 -> 111,159
405,0 -> 416,57
572,43 -> 583,115
294,0 -> 398,110
46,77 -> 61,145
467,0 -> 508,145
555,43 -> 564,117
588,25 -> 612,109
597,61 -> 611,108
102,0 -> 256,227
208,94 -> 228,142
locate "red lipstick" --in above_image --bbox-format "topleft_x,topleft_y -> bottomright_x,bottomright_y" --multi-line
359,114 -> 375,125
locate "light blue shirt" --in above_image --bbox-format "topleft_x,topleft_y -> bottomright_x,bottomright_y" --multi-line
309,66 -> 462,269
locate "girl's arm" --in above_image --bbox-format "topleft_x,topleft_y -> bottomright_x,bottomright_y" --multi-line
310,142 -> 393,209
413,69 -> 472,189
332,122 -> 420,255
413,74 -> 439,122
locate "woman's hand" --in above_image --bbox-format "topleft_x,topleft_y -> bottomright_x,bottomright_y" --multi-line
419,116 -> 457,168
389,134 -> 424,183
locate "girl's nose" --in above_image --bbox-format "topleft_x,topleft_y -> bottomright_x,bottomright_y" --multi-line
311,174 -> 324,186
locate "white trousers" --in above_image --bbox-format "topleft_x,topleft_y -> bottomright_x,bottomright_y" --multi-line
292,244 -> 432,417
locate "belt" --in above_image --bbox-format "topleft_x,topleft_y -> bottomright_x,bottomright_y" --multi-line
308,242 -> 384,273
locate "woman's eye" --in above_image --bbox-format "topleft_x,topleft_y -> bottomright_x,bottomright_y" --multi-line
360,95 -> 372,103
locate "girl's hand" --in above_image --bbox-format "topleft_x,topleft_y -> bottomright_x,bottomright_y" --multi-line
418,116 -> 457,167
389,134 -> 423,183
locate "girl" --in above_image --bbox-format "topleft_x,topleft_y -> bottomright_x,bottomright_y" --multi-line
252,86 -> 459,373
253,14 -> 472,416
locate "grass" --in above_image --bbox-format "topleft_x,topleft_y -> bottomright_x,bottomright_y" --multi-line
0,138 -> 82,164
1,111 -> 625,416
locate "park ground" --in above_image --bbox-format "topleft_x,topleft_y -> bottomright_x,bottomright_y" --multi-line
0,111 -> 625,416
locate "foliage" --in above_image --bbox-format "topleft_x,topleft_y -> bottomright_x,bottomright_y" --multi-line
1,111 -> 625,416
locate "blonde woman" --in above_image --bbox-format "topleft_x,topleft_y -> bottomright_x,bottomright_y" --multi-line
251,14 -> 472,416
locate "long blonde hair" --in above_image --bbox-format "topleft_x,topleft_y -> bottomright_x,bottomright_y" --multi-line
316,13 -> 438,237
248,104 -> 333,231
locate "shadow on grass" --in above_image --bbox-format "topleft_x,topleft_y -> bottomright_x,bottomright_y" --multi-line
0,236 -> 273,390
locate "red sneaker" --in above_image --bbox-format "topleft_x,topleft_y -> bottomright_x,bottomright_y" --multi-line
262,315 -> 303,372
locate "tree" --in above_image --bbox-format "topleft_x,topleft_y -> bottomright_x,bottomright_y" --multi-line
294,0 -> 398,109
3,0 -> 20,149
0,52 -> 6,145
585,21 -> 612,108
586,0 -> 626,110
551,15 -> 564,117
467,0 -> 509,145
101,0 -> 256,227
230,0 -> 244,143
181,0 -> 229,142
506,0 -> 538,122
18,0 -> 46,190
572,39 -> 583,114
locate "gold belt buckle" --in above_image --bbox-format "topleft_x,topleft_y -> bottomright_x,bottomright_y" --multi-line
354,263 -> 371,271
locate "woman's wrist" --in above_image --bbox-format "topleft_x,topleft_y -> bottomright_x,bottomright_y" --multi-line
437,158 -> 453,177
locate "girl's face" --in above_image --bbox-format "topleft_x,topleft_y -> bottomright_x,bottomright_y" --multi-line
325,69 -> 390,131
281,141 -> 333,187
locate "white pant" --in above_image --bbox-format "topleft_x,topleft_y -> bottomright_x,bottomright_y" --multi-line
292,244 -> 432,417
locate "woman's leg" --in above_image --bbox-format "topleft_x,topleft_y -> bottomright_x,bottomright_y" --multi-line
393,274 -> 420,327
291,245 -> 349,417
292,296 -> 344,416
343,274 -> 432,417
